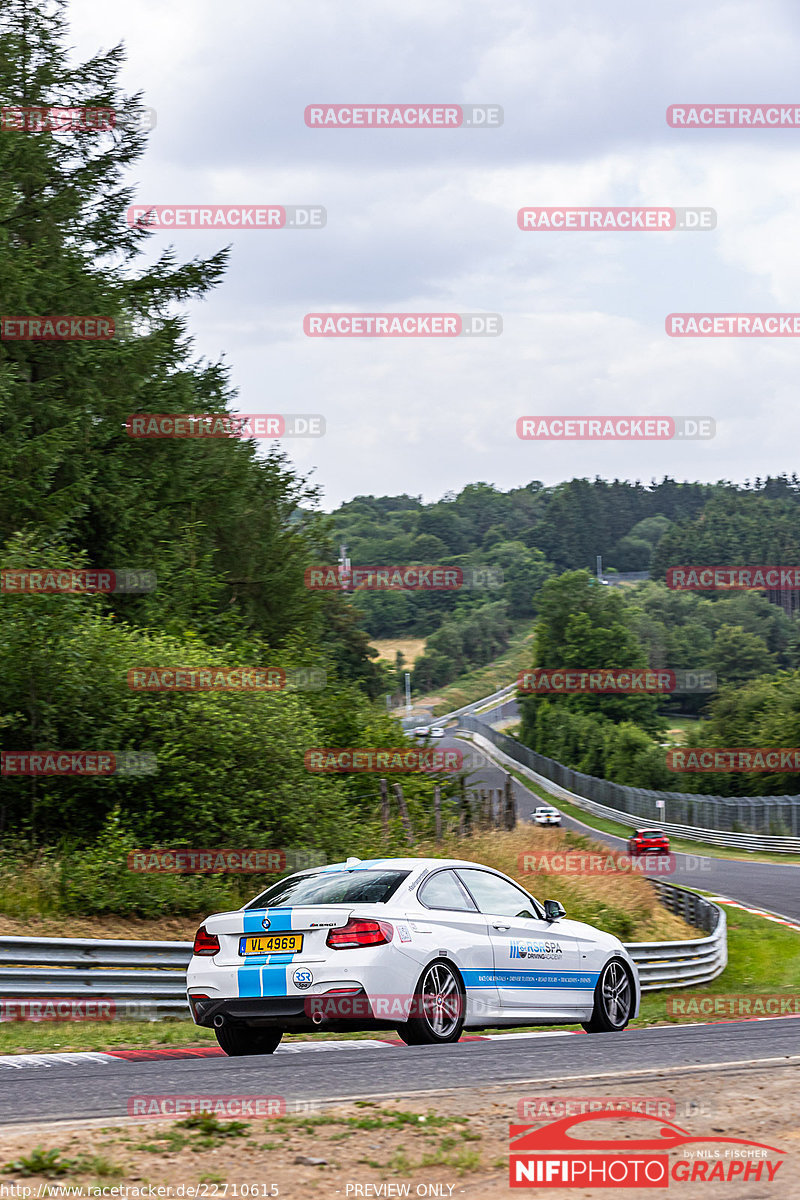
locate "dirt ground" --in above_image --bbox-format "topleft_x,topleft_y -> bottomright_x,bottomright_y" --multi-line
0,1062 -> 797,1198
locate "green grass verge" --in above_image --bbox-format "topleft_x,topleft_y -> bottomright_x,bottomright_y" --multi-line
414,622 -> 535,718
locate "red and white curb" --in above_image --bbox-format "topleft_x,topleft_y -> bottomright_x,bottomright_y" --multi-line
0,1031 -> 579,1070
704,895 -> 800,933
1,1013 -> 798,1071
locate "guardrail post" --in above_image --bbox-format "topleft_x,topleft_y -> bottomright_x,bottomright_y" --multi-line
503,773 -> 516,829
391,783 -> 415,846
380,777 -> 389,840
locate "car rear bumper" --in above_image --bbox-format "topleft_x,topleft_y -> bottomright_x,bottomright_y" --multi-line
188,989 -> 402,1033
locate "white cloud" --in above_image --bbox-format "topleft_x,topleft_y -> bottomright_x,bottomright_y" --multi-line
61,0 -> 800,505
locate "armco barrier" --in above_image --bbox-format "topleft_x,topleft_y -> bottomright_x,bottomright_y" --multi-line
401,683 -> 517,731
459,717 -> 800,851
0,882 -> 726,1018
628,882 -> 727,990
0,937 -> 189,1018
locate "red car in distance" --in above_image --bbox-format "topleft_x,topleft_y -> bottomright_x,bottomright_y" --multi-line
627,828 -> 670,857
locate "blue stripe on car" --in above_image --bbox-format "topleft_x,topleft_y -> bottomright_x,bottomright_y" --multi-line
243,907 -> 293,933
238,910 -> 302,989
237,965 -> 291,997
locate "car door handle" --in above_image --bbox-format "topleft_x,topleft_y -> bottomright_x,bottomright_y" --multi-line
492,922 -> 510,931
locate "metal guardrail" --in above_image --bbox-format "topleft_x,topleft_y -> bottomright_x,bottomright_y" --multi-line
460,716 -> 800,850
0,876 -> 726,1017
0,936 -> 189,1018
400,683 -> 517,731
627,882 -> 727,991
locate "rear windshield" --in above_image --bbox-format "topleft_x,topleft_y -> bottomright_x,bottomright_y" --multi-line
246,869 -> 411,909
638,830 -> 664,837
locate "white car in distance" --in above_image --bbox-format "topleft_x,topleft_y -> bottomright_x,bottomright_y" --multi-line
532,806 -> 562,825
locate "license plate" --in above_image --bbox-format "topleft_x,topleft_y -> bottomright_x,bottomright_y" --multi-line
239,934 -> 304,956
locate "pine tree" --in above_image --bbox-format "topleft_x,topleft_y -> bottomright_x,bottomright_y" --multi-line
0,0 -> 343,651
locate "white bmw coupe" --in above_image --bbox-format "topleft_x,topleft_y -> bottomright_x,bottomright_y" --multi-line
187,856 -> 640,1055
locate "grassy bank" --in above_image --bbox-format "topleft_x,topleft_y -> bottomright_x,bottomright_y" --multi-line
369,637 -> 427,666
414,622 -> 535,716
0,825 -> 693,942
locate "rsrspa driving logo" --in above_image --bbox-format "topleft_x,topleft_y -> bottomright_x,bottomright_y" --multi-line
509,940 -> 563,960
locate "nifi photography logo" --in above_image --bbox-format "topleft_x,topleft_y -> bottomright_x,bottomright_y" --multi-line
509,1111 -> 784,1188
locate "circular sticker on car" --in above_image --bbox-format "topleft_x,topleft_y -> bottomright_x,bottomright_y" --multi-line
293,967 -> 313,990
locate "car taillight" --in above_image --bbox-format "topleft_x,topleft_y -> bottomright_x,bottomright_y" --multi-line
326,918 -> 393,949
193,926 -> 220,956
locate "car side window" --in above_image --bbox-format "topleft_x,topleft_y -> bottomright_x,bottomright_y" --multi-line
418,870 -> 478,912
456,869 -> 539,919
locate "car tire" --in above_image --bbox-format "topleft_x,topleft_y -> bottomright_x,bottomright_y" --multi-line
396,959 -> 466,1046
214,1024 -> 283,1056
581,958 -> 634,1033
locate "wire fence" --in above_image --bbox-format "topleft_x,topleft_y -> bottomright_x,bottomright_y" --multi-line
460,716 -> 800,848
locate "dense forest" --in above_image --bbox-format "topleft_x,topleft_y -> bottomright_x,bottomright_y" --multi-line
331,477 -> 800,693
0,0 -> 442,856
516,570 -> 800,795
4,2 -> 800,865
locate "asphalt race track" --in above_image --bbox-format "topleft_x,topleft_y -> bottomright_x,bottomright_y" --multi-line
450,729 -> 800,922
0,717 -> 795,1131
0,1019 -> 798,1126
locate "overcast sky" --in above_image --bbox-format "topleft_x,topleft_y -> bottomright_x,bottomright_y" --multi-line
65,0 -> 800,509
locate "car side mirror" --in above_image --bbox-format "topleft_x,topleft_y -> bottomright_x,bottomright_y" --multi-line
544,899 -> 566,922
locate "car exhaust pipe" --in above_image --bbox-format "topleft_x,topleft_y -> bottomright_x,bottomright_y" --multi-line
311,1011 -> 324,1025
213,1014 -> 225,1028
